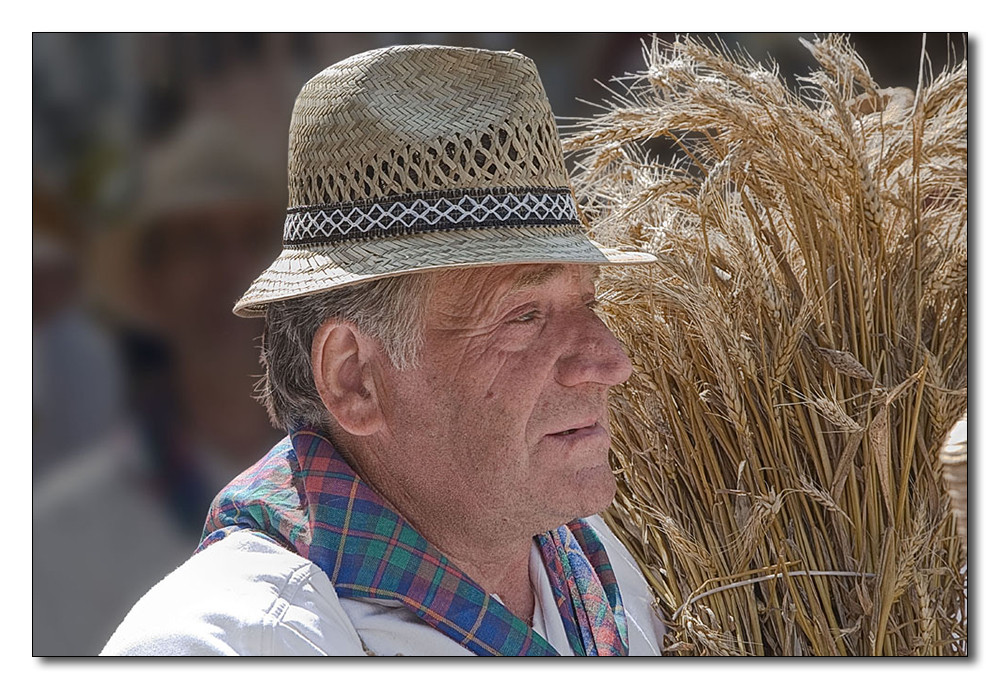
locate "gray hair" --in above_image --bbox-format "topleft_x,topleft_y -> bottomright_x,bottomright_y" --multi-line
257,272 -> 433,431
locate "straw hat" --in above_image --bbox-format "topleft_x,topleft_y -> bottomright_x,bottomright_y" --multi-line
234,44 -> 656,317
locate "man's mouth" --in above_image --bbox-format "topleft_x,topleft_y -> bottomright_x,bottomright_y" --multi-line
550,422 -> 600,437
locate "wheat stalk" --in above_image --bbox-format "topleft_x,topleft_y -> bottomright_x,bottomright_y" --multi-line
569,34 -> 967,656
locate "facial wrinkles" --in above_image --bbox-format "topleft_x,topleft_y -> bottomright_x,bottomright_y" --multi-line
499,268 -> 601,440
420,266 -> 571,462
422,264 -> 607,421
426,268 -> 528,387
390,272 -> 517,486
367,264 -> 619,542
530,305 -> 621,451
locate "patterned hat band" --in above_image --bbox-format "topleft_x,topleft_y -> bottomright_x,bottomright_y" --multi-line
282,186 -> 580,246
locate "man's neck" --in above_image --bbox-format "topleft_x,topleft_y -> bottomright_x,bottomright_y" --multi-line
333,432 -> 537,625
444,539 -> 535,625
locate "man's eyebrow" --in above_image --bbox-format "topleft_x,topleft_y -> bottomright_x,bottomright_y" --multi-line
508,264 -> 600,292
511,264 -> 566,291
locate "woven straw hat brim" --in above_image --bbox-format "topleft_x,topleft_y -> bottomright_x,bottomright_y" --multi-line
233,226 -> 655,317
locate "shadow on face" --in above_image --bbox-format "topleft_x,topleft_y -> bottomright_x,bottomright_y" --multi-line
363,262 -> 632,540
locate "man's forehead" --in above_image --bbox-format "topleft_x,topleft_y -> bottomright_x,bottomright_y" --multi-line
511,264 -> 599,290
435,263 -> 599,292
427,263 -> 599,315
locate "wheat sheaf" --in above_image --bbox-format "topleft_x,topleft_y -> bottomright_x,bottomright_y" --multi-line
569,34 -> 967,656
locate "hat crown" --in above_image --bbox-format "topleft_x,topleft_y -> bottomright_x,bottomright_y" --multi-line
287,45 -> 569,208
235,44 -> 656,318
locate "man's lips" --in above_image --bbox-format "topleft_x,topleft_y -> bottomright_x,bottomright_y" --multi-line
545,421 -> 605,439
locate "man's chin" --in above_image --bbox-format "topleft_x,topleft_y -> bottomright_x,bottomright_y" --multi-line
579,463 -> 619,513
548,463 -> 618,526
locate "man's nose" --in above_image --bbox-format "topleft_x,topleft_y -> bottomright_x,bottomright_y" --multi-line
554,311 -> 633,388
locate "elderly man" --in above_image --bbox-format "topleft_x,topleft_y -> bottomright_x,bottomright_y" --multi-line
103,44 -> 665,656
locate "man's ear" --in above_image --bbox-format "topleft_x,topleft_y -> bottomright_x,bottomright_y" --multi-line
312,320 -> 383,436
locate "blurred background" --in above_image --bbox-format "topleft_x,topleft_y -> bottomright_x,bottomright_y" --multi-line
31,32 -> 965,656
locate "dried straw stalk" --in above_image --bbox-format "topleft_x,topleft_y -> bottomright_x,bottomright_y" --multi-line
567,35 -> 967,656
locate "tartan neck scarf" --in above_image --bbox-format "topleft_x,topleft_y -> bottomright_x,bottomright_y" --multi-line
199,428 -> 629,656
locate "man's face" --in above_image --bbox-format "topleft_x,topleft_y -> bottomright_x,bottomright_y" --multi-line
371,263 -> 632,542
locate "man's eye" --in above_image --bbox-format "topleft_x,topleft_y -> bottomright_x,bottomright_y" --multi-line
512,309 -> 541,323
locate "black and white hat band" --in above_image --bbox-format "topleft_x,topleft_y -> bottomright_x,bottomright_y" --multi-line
282,186 -> 581,246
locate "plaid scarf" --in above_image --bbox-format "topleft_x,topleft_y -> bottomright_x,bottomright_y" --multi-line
198,428 -> 629,656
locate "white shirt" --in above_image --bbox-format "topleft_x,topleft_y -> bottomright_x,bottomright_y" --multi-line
101,515 -> 664,656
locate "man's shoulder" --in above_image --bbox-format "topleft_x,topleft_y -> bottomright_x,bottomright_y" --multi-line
101,531 -> 364,656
